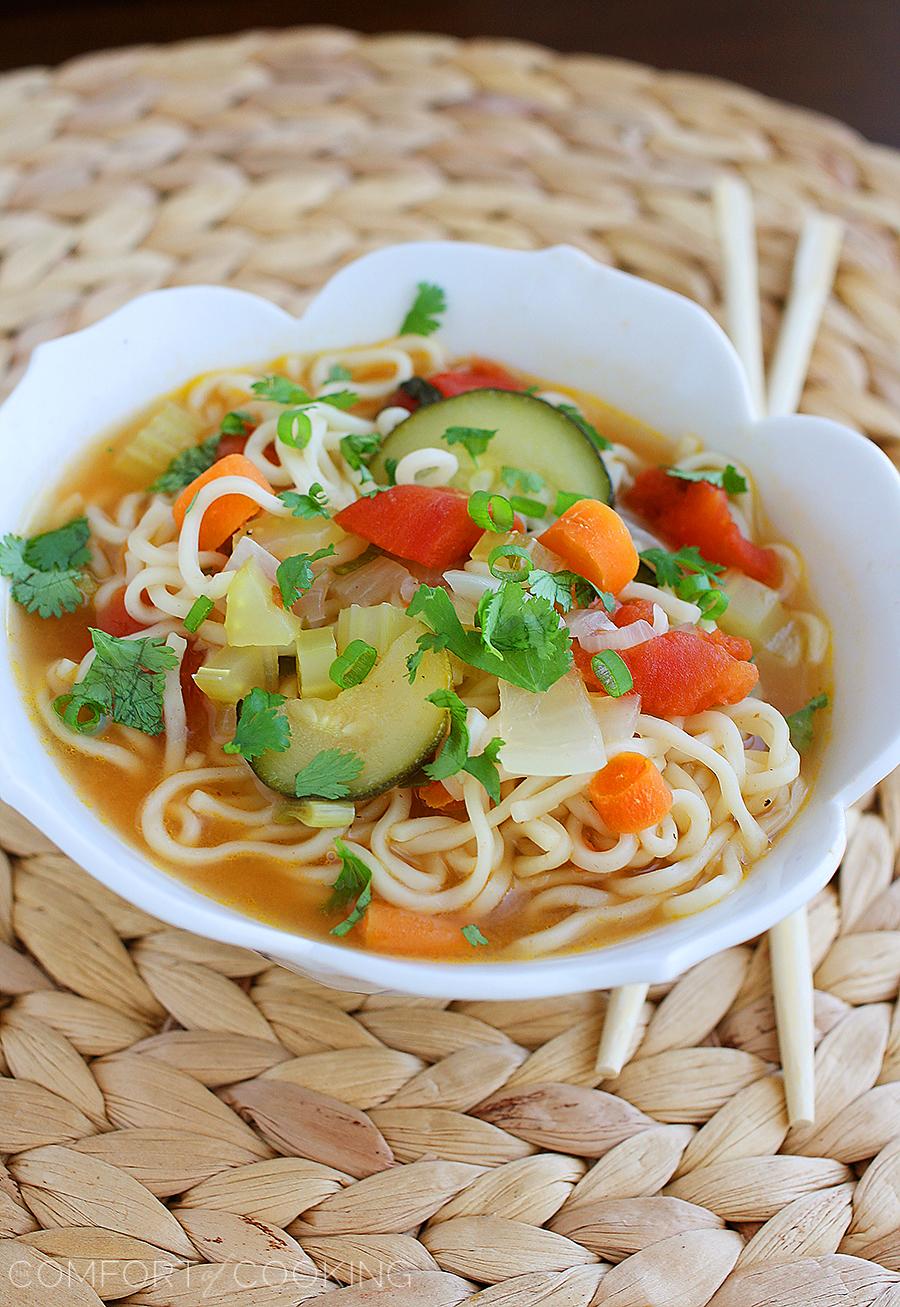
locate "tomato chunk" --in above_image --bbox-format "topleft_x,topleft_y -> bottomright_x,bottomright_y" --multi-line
574,628 -> 758,716
611,599 -> 656,627
95,588 -> 147,638
626,467 -> 780,587
428,360 -> 525,398
334,485 -> 483,570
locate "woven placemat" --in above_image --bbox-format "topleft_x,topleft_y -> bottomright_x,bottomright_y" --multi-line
1,27 -> 900,1307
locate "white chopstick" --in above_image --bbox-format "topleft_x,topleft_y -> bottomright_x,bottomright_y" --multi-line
596,982 -> 648,1078
766,213 -> 845,417
769,910 -> 815,1125
714,176 -> 766,419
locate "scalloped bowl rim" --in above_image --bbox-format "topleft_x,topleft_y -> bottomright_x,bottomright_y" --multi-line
0,241 -> 898,998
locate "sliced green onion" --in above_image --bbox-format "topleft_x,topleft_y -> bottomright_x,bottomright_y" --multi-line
184,595 -> 214,633
696,589 -> 729,619
590,650 -> 634,698
329,639 -> 378,690
553,489 -> 586,516
276,408 -> 313,449
487,544 -> 533,582
461,924 -> 489,947
468,490 -> 514,533
509,495 -> 548,519
384,457 -> 398,486
53,693 -> 103,736
275,799 -> 355,828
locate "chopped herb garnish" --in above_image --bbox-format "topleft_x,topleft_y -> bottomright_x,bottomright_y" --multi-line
325,363 -> 352,382
225,688 -> 290,760
279,484 -> 330,520
668,464 -> 748,495
59,629 -> 179,737
276,545 -> 336,608
254,377 -> 358,449
590,649 -> 634,698
461,924 -> 489,947
328,839 -> 373,936
786,693 -> 829,754
425,688 -> 505,802
442,426 -> 497,464
384,456 -> 399,486
150,434 -> 221,494
407,581 -> 572,695
468,490 -> 514,534
639,545 -> 724,590
252,375 -> 312,405
509,495 -> 548,519
557,403 -> 611,450
221,410 -> 251,435
399,282 -> 447,337
528,569 -> 612,613
340,431 -> 382,483
399,376 -> 442,407
329,639 -> 378,690
184,595 -> 214,633
501,466 -> 545,494
294,748 -> 364,800
0,517 -> 93,619
487,544 -> 532,582
553,489 -> 587,516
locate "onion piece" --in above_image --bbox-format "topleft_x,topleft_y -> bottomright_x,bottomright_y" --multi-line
590,693 -> 641,750
497,671 -> 606,777
224,536 -> 280,582
330,555 -> 412,606
445,569 -> 501,604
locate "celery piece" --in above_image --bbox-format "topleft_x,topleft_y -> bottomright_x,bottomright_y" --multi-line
274,799 -> 355,828
718,569 -> 788,646
241,511 -> 345,561
225,559 -> 302,648
113,402 -> 203,482
193,645 -> 277,704
297,625 -> 339,699
335,602 -> 415,657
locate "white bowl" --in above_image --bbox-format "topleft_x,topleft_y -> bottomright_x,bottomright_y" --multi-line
2,242 -> 899,999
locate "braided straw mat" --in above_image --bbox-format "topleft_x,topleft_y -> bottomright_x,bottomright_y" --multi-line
1,25 -> 900,1307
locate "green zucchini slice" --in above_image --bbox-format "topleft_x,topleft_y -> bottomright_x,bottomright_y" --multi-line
371,389 -> 613,504
249,624 -> 451,800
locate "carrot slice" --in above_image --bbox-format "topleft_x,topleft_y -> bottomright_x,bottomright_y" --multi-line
418,780 -> 456,810
360,903 -> 470,959
539,499 -> 639,596
589,752 -> 673,835
172,454 -> 272,552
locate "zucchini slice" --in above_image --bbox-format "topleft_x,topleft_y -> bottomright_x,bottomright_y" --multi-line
371,389 -> 613,504
249,624 -> 451,799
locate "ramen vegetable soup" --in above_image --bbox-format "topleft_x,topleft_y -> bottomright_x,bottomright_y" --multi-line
4,282 -> 831,961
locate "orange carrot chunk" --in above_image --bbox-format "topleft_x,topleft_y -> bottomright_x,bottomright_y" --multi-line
360,902 -> 470,959
589,752 -> 673,835
418,780 -> 457,810
539,499 -> 639,596
172,454 -> 272,553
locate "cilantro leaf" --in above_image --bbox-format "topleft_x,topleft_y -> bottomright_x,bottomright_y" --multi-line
279,484 -> 330,520
461,923 -> 489,947
399,376 -> 442,407
1,520 -> 93,619
276,545 -> 336,608
406,630 -> 449,684
667,464 -> 748,495
252,376 -> 312,405
786,693 -> 829,754
221,410 -> 252,435
399,282 -> 447,337
325,363 -> 352,382
384,457 -> 399,486
24,517 -> 91,571
340,432 -> 382,482
528,568 -> 612,614
442,426 -> 496,464
328,839 -> 373,936
557,403 -> 611,450
408,583 -> 571,695
639,545 -> 724,590
329,639 -> 377,690
294,748 -> 364,800
501,466 -> 545,494
151,434 -> 221,494
224,688 -> 290,760
424,689 -> 505,802
68,629 -> 179,736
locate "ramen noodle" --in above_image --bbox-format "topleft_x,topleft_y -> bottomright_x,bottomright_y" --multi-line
3,282 -> 831,961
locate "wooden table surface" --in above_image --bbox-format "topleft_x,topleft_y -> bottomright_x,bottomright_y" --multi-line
5,0 -> 899,148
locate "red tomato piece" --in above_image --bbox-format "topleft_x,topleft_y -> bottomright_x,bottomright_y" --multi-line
574,628 -> 758,716
179,640 -> 207,735
626,467 -> 780,587
215,433 -> 249,460
428,360 -> 525,398
334,485 -> 484,570
611,599 -> 657,627
95,588 -> 147,638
